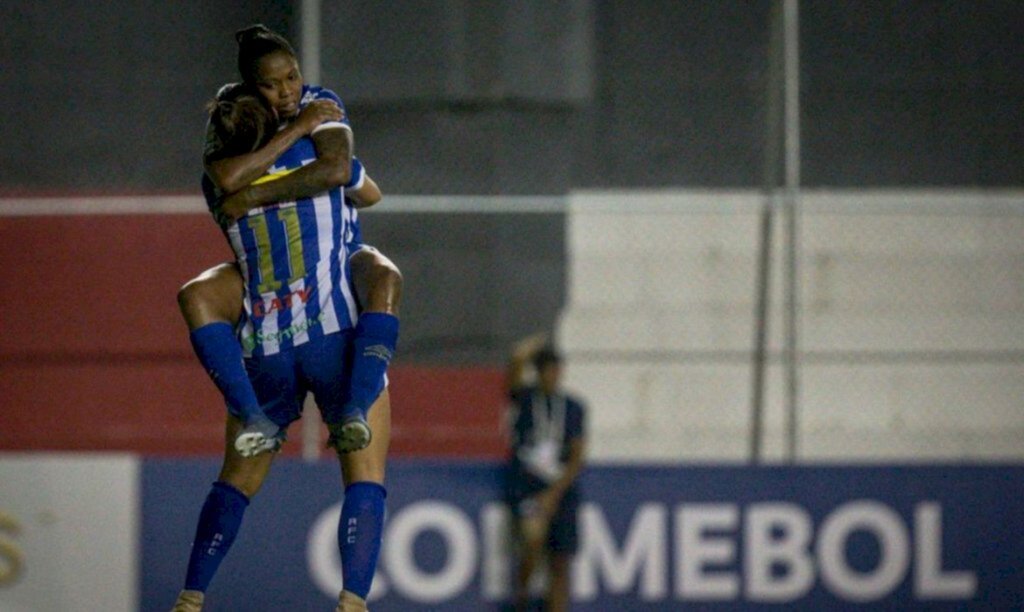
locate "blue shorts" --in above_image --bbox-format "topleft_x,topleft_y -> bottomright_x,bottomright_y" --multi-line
546,491 -> 580,554
243,330 -> 354,430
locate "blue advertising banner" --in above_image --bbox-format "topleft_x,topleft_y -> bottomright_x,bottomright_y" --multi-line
141,461 -> 1024,611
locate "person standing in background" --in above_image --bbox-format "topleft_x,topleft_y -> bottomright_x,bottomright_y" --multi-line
505,333 -> 587,612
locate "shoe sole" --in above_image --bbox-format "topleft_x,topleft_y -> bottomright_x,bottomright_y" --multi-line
234,431 -> 279,458
334,420 -> 372,453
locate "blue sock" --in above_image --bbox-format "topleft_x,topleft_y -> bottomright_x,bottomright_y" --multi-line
189,322 -> 262,422
184,482 -> 250,592
345,313 -> 399,418
339,482 -> 386,599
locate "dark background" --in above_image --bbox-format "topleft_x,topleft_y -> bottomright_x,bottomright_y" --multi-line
2,0 -> 1021,195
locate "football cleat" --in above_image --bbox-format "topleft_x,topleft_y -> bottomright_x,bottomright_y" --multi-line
171,589 -> 204,612
329,413 -> 372,454
234,414 -> 282,458
336,590 -> 369,612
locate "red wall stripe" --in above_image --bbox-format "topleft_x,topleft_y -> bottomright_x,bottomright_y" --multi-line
0,215 -> 507,458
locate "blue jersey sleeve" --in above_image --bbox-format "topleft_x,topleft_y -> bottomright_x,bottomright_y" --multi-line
302,85 -> 352,135
343,196 -> 364,247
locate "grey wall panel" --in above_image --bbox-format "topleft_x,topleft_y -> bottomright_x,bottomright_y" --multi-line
358,211 -> 565,364
0,1 -> 292,193
1,1 -> 1021,194
349,104 -> 578,194
322,0 -> 594,103
577,0 -> 772,188
802,0 -> 1024,186
320,0 -> 451,101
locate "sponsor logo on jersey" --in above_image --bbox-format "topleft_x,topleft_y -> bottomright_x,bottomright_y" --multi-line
252,286 -> 316,318
242,311 -> 326,352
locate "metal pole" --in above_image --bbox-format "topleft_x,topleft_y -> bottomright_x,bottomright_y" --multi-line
300,0 -> 323,463
750,196 -> 773,465
300,0 -> 322,84
751,0 -> 785,464
782,0 -> 801,462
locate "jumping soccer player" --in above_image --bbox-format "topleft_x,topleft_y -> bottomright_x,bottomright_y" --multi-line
181,35 -> 401,459
172,26 -> 394,612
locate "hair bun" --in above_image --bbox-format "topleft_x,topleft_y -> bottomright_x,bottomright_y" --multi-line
215,82 -> 243,100
235,24 -> 271,44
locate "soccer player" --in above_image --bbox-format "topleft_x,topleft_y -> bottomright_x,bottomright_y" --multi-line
505,334 -> 588,612
172,27 -> 393,612
181,29 -> 401,459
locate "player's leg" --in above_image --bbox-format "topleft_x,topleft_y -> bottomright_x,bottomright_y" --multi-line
178,263 -> 279,456
334,247 -> 402,452
301,330 -> 389,610
350,246 -> 403,316
338,388 -> 391,484
331,389 -> 390,611
173,353 -> 299,610
173,415 -> 278,610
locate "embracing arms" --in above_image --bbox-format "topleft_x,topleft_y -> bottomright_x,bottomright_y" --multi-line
218,126 -> 353,220
205,99 -> 343,194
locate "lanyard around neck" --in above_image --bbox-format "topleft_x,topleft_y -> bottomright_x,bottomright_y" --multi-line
530,391 -> 566,447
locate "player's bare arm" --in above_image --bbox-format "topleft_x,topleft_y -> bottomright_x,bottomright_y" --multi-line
219,126 -> 352,220
506,332 -> 549,391
348,173 -> 382,209
205,99 -> 343,194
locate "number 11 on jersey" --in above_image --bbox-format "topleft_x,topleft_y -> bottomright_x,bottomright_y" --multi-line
248,206 -> 307,294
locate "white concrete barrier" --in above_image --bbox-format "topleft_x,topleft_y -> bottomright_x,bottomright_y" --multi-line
559,190 -> 1024,461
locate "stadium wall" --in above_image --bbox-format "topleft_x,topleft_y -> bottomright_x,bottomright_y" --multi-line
2,192 -> 1023,610
0,198 -> 525,458
559,190 -> 1024,462
2,190 -> 1022,461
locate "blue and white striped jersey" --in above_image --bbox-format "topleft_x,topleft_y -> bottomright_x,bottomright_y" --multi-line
203,85 -> 361,357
